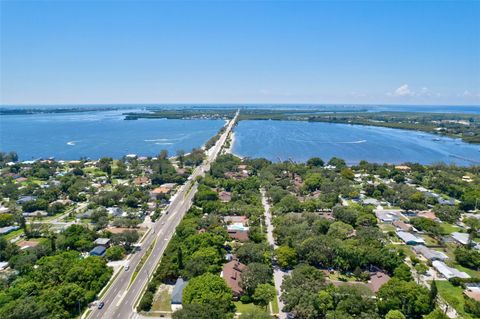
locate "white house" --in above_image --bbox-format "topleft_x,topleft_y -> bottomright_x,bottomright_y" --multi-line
432,261 -> 470,279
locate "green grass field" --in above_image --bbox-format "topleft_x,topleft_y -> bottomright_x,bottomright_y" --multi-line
151,285 -> 172,312
436,280 -> 473,319
234,301 -> 267,314
440,223 -> 460,235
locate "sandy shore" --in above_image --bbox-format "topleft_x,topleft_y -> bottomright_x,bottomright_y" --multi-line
226,131 -> 235,154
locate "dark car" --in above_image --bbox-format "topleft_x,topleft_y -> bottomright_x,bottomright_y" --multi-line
98,302 -> 105,309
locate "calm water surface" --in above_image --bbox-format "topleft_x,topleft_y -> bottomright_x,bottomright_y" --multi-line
0,109 -> 224,160
232,120 -> 480,165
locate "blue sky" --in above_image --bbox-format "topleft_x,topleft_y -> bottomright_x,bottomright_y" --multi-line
1,1 -> 479,105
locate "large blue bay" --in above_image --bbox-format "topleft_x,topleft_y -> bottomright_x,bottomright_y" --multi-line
0,109 -> 224,160
232,120 -> 480,166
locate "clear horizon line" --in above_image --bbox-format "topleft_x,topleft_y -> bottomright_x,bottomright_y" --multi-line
1,102 -> 479,107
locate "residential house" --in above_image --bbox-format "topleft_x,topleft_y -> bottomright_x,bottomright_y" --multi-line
393,220 -> 412,232
222,259 -> 247,299
107,206 -> 124,217
0,205 -> 10,214
376,210 -> 400,223
363,198 -> 381,206
396,231 -> 425,245
227,230 -> 249,242
150,183 -> 177,199
16,196 -> 37,205
368,272 -> 391,293
94,238 -> 111,248
417,211 -> 438,221
413,245 -> 448,261
134,176 -> 150,186
432,261 -> 470,279
171,278 -> 189,311
218,191 -> 232,203
89,246 -> 106,257
451,232 -> 470,246
465,284 -> 480,302
22,211 -> 48,217
223,216 -> 248,225
0,226 -> 19,235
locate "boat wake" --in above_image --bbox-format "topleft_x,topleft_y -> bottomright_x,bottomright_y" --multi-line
155,142 -> 174,145
338,139 -> 367,144
286,138 -> 367,144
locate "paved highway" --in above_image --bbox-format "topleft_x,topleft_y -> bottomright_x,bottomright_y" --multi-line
87,111 -> 238,319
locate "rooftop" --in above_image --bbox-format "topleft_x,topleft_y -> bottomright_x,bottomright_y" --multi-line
222,260 -> 246,295
171,278 -> 188,305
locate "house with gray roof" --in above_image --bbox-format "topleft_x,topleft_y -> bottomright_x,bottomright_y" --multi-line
171,278 -> 188,311
396,231 -> 425,245
413,245 -> 448,261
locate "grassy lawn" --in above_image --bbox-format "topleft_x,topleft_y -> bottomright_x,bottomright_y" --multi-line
421,234 -> 439,246
436,280 -> 473,319
151,285 -> 172,312
379,223 -> 396,233
440,223 -> 460,235
453,264 -> 480,278
2,229 -> 24,241
271,291 -> 280,314
234,301 -> 267,314
389,244 -> 416,259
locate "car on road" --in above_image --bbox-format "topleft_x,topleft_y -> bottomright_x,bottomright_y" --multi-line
161,222 -> 165,225
97,302 -> 105,309
124,265 -> 129,271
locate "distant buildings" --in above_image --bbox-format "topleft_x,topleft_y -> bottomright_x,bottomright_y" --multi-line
0,226 -> 19,235
16,196 -> 37,205
376,210 -> 401,223
22,211 -> 48,217
150,183 -> 177,199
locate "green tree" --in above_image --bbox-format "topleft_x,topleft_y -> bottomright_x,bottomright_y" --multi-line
377,278 -> 433,318
276,246 -> 297,269
172,304 -> 226,319
385,310 -> 406,319
183,273 -> 233,313
105,246 -> 126,261
423,309 -> 449,319
307,157 -> 324,167
253,284 -> 276,309
327,221 -> 354,240
393,264 -> 413,282
281,265 -> 326,319
240,263 -> 272,296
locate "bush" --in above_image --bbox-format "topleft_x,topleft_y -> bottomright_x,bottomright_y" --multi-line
240,295 -> 252,303
137,291 -> 154,312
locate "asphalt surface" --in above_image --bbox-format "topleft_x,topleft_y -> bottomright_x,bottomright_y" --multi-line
261,189 -> 287,319
87,112 -> 238,319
